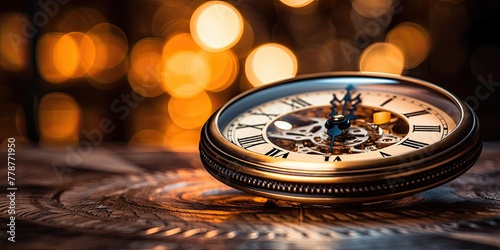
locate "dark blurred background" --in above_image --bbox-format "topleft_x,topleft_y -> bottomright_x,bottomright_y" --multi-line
0,0 -> 499,151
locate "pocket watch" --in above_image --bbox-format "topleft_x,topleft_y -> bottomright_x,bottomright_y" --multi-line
199,72 -> 482,204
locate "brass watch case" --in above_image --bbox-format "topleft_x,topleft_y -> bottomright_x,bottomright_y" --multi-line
199,72 -> 482,204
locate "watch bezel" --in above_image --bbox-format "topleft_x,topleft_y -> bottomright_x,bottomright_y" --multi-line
199,72 -> 482,203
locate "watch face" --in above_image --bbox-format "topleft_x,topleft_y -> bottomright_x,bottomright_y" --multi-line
200,72 -> 481,204
223,88 -> 457,163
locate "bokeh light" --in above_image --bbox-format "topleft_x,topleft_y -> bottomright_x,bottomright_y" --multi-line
352,0 -> 393,18
53,33 -> 81,78
38,25 -> 128,84
0,13 -> 29,71
359,42 -> 404,75
161,33 -> 210,98
164,51 -> 210,96
387,22 -> 430,69
86,23 -> 129,85
245,43 -> 298,86
38,93 -> 80,147
201,49 -> 239,92
279,0 -> 316,8
9,0 -> 494,148
69,32 -> 97,77
87,23 -> 128,69
128,38 -> 164,98
190,1 -> 244,52
38,32 -> 96,82
38,33 -> 69,83
168,91 -> 212,129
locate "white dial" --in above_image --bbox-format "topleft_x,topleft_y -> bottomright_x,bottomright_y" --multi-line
224,89 -> 456,162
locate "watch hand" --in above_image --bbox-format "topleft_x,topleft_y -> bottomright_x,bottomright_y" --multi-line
329,84 -> 362,120
324,114 -> 350,153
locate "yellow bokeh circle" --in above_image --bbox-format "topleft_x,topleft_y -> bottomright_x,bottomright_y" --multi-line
190,1 -> 244,52
245,43 -> 298,86
279,0 -> 316,8
387,22 -> 430,69
359,43 -> 404,75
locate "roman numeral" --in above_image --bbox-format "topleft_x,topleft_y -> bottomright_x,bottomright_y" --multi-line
324,155 -> 342,162
412,125 -> 441,133
399,138 -> 429,149
249,109 -> 278,120
380,98 -> 394,107
236,123 -> 266,131
265,148 -> 289,158
281,97 -> 311,110
403,110 -> 429,118
237,135 -> 267,149
379,151 -> 391,157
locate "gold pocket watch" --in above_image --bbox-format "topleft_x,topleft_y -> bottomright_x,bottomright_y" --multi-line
199,72 -> 482,204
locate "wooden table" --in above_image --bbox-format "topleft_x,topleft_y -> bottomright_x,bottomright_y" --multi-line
1,143 -> 499,249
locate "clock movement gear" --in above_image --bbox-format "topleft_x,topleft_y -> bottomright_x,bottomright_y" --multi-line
267,106 -> 406,155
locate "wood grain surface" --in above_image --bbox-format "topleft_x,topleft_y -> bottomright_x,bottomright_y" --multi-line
1,143 -> 499,249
